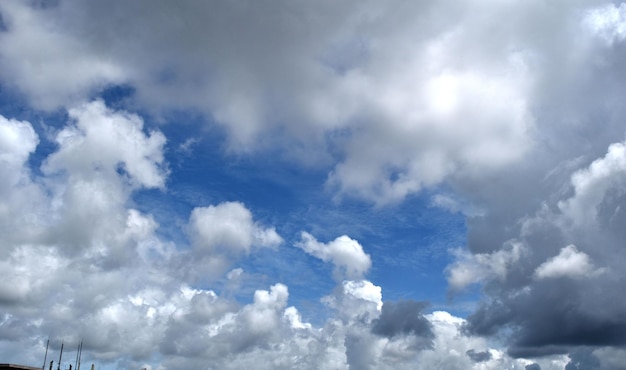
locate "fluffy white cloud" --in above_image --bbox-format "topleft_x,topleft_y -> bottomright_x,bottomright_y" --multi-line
188,201 -> 282,254
0,104 -> 179,368
0,115 -> 38,175
179,204 -> 284,285
343,280 -> 382,311
534,244 -> 605,280
31,100 -> 169,258
0,102 -> 296,368
43,100 -> 167,189
296,232 -> 371,280
559,141 -> 626,228
0,115 -> 45,247
283,306 -> 312,330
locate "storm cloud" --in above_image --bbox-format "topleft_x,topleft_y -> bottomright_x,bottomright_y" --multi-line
371,301 -> 433,343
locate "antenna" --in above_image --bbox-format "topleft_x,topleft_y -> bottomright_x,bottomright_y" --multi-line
77,340 -> 83,370
74,340 -> 82,370
42,338 -> 49,370
57,341 -> 64,370
74,344 -> 79,370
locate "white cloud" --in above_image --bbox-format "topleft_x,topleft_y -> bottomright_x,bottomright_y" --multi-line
26,100 -> 170,259
585,3 -> 626,45
241,284 -> 289,335
559,141 -> 626,228
188,201 -> 282,254
0,115 -> 38,172
534,245 -> 605,280
0,115 -> 46,247
0,102 -> 178,368
296,232 -> 372,280
183,202 -> 283,281
0,1 -> 126,110
342,279 -> 383,312
447,241 -> 526,291
283,306 -> 312,330
43,100 -> 167,189
0,245 -> 65,305
328,51 -> 534,204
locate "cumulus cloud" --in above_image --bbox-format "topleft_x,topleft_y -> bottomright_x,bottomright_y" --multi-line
296,232 -> 371,280
0,115 -> 44,247
36,100 -> 168,258
0,102 -> 183,367
456,138 -> 626,359
184,201 -> 283,281
0,101 -> 297,368
534,245 -> 605,280
0,115 -> 38,178
189,201 -> 282,254
0,101 -> 169,260
43,100 -> 167,189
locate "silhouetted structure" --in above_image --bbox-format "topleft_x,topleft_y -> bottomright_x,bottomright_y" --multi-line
0,364 -> 41,370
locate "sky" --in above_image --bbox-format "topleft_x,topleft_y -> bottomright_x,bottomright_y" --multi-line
2,0 -> 626,369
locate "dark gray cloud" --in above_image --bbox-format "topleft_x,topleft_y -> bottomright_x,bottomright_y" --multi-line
565,348 -> 601,370
456,138 -> 626,360
371,301 -> 433,344
465,275 -> 626,357
466,349 -> 491,363
461,183 -> 626,358
526,364 -> 541,370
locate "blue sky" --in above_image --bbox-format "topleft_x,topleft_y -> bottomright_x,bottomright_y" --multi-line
96,84 -> 471,315
2,1 -> 626,369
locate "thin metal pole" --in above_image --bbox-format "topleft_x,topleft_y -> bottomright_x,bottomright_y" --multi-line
57,341 -> 64,370
77,341 -> 83,370
42,338 -> 49,370
74,341 -> 80,370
